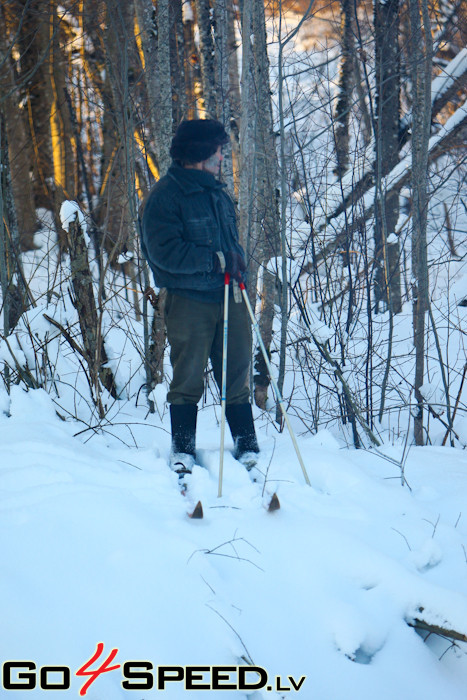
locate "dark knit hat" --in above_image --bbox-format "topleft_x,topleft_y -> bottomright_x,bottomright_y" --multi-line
170,119 -> 229,164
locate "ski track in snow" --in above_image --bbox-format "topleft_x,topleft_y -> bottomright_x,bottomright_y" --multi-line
1,387 -> 466,699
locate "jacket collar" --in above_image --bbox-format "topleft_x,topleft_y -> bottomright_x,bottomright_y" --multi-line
167,162 -> 225,195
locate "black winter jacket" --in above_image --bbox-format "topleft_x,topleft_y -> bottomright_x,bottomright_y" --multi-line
140,163 -> 245,292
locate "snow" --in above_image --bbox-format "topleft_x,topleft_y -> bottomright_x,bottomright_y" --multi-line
182,2 -> 194,23
301,98 -> 467,253
59,200 -> 90,246
60,200 -> 87,234
117,251 -> 134,264
430,101 -> 467,138
419,381 -> 446,412
305,303 -> 335,342
1,385 -> 466,699
431,48 -> 467,104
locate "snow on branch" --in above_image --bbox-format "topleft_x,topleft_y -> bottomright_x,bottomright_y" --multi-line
300,101 -> 467,271
431,48 -> 467,107
59,200 -> 87,234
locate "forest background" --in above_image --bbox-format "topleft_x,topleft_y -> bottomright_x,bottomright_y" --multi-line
0,0 -> 466,450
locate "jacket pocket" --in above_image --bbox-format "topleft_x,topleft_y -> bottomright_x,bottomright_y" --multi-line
185,217 -> 215,245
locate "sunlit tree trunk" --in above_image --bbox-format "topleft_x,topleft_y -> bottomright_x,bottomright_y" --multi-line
49,0 -> 77,202
16,0 -> 58,225
13,0 -> 76,242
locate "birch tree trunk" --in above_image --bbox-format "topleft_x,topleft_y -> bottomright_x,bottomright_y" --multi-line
227,4 -> 241,195
99,0 -> 135,259
238,0 -> 256,254
155,0 -> 173,172
374,0 -> 402,315
409,0 -> 432,445
334,0 -> 354,178
169,0 -> 187,126
67,216 -> 116,417
0,4 -> 37,251
213,0 -> 234,194
238,0 -> 261,403
276,0 -> 315,422
239,0 -> 280,410
134,0 -> 172,176
0,114 -> 30,352
195,0 -> 217,118
134,0 -> 175,393
0,114 -> 11,377
183,2 -> 200,119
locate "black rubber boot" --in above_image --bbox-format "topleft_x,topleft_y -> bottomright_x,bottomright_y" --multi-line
170,404 -> 197,458
225,403 -> 259,460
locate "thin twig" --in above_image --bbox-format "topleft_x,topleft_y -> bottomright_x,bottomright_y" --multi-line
206,605 -> 255,666
391,528 -> 412,551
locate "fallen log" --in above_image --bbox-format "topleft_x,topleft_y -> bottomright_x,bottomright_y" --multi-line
407,605 -> 467,644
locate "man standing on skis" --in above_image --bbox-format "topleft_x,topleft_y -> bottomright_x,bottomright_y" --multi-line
140,119 -> 259,476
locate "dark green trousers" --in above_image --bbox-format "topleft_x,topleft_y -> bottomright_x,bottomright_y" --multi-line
165,292 -> 251,405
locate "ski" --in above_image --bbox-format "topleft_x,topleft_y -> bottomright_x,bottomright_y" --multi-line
267,491 -> 280,512
178,477 -> 204,519
246,463 -> 280,512
173,462 -> 204,519
188,499 -> 204,519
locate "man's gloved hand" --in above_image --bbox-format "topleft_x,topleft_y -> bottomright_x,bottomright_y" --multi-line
213,251 -> 246,282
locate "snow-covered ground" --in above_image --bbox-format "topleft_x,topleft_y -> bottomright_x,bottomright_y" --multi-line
1,385 -> 466,699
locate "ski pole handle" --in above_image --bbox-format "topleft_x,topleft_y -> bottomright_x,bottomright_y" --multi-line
239,282 -> 311,487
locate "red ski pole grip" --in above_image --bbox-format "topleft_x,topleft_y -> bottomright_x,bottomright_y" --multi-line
224,272 -> 230,285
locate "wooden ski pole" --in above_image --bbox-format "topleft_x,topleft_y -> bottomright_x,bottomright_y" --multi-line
218,271 -> 230,497
239,282 -> 311,486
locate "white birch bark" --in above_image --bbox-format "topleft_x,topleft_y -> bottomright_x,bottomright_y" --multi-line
213,0 -> 234,195
238,0 -> 283,409
195,0 -> 217,118
134,0 -> 172,175
276,0 -> 315,418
